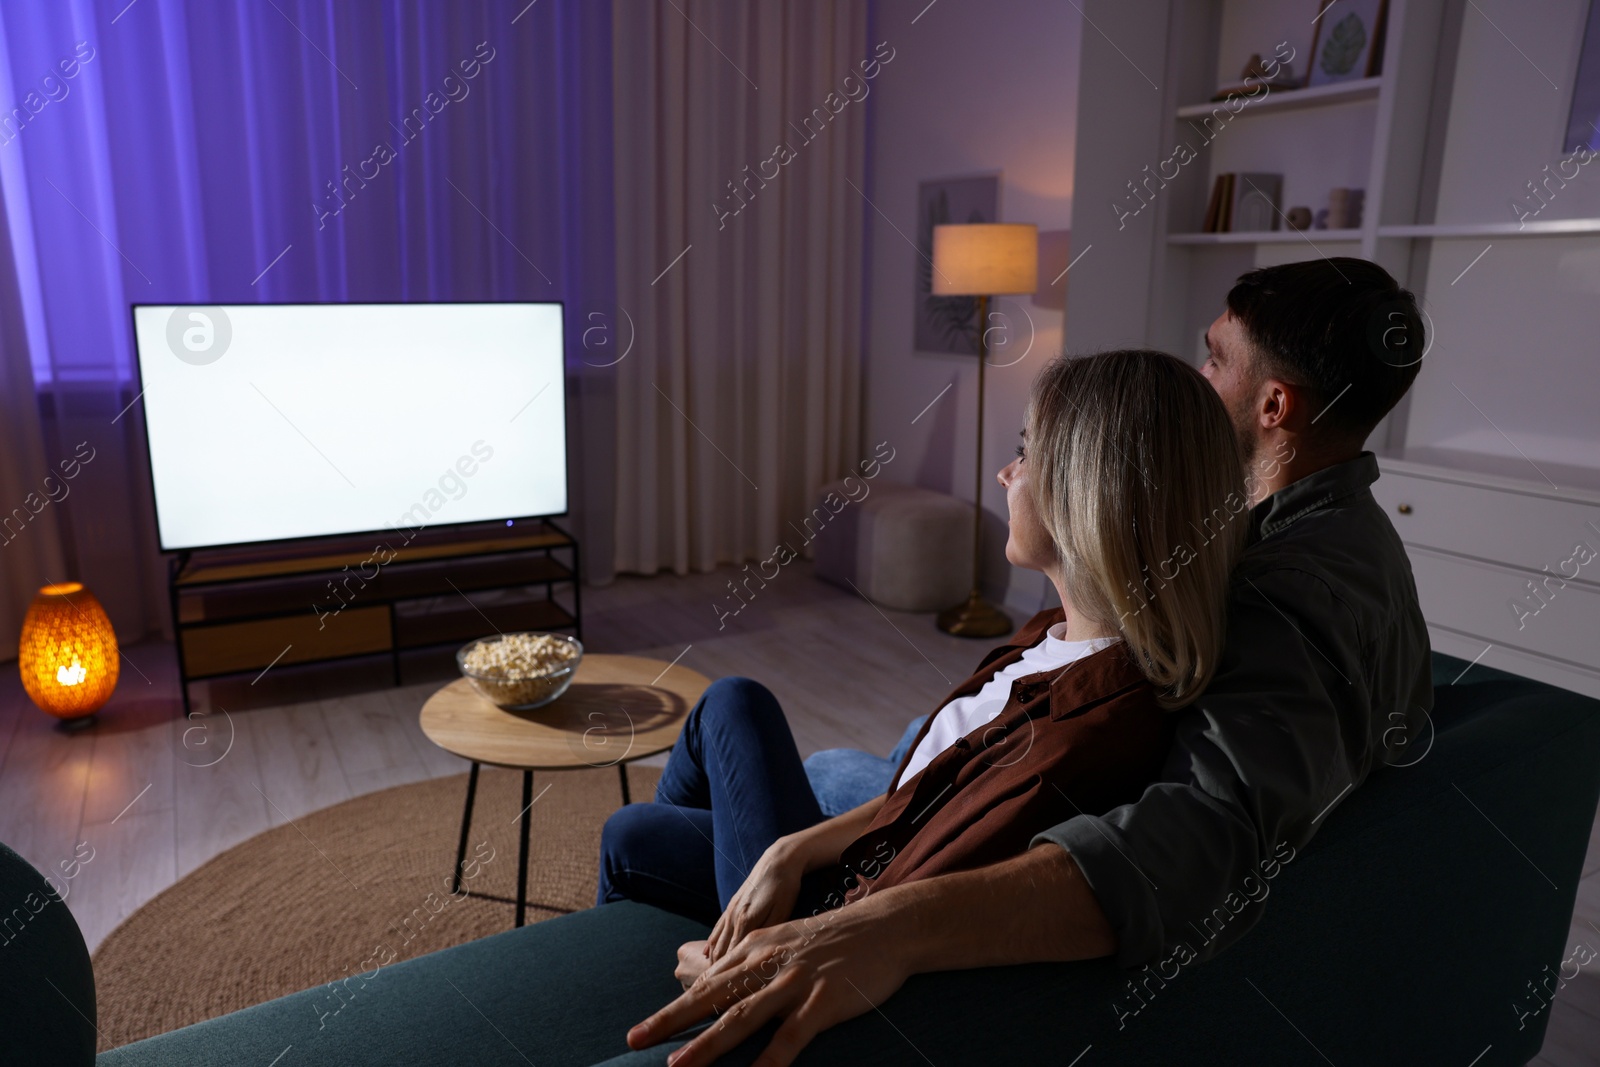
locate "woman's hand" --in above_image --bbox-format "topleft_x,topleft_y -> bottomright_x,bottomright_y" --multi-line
706,836 -> 806,963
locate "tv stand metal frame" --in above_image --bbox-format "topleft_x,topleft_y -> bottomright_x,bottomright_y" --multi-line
166,520 -> 581,716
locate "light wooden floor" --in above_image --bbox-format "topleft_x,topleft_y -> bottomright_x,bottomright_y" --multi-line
0,562 -> 986,955
0,562 -> 1595,1063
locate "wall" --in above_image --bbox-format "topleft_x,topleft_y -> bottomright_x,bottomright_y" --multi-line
862,0 -> 1082,613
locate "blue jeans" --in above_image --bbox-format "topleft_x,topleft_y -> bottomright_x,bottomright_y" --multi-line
597,677 -> 832,925
804,714 -> 927,816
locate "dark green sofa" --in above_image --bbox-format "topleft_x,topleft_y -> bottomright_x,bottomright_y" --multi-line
7,654 -> 1598,1066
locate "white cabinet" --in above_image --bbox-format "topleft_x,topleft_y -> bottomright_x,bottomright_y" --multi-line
1375,459 -> 1600,697
1371,467 -> 1600,575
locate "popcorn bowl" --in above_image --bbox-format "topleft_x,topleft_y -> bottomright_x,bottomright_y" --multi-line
456,632 -> 583,711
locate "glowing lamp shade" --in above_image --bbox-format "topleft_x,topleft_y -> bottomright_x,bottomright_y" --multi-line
930,223 -> 1039,296
18,582 -> 119,722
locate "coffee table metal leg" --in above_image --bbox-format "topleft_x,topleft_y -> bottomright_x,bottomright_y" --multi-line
516,769 -> 532,927
451,761 -> 481,896
617,762 -> 630,806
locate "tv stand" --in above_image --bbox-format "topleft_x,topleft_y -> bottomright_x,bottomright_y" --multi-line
166,521 -> 580,715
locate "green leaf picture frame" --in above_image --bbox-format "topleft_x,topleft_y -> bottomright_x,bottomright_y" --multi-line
1307,0 -> 1388,87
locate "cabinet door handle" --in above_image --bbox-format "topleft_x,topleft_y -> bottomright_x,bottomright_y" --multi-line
1397,504 -> 1412,514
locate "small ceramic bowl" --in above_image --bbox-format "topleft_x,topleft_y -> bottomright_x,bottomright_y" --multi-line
456,633 -> 583,710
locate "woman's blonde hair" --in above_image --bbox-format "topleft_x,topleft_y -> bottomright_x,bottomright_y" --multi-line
1024,350 -> 1247,708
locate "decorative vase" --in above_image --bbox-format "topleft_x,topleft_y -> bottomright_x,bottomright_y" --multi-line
18,582 -> 120,727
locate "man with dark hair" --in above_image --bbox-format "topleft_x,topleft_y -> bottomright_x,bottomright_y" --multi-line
1212,256 -> 1426,456
630,256 -> 1434,1066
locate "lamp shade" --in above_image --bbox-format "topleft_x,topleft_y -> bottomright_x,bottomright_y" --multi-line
18,582 -> 119,722
930,223 -> 1039,296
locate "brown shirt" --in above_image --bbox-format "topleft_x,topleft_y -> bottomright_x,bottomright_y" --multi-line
836,609 -> 1172,893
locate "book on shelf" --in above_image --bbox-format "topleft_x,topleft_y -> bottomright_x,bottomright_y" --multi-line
1203,174 -> 1228,231
1202,172 -> 1285,233
1203,174 -> 1225,232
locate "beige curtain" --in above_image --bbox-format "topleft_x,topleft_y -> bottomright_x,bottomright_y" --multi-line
0,175 -> 67,656
612,0 -> 868,575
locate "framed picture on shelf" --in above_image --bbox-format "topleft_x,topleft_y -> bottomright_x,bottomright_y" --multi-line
914,173 -> 999,355
1232,174 -> 1283,232
1307,0 -> 1388,87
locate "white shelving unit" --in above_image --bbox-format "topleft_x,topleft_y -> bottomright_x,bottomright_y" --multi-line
1172,75 -> 1383,118
1377,220 -> 1600,238
1168,228 -> 1362,244
1065,0 -> 1600,698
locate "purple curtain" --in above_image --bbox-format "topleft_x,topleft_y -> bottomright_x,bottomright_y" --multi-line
0,0 -> 617,642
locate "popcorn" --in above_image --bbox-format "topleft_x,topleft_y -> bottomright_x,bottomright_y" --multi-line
463,632 -> 577,679
459,632 -> 580,709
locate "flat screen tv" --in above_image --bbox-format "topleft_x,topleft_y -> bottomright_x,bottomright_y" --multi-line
130,302 -> 567,552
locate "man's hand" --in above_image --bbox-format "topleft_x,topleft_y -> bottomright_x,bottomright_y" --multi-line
629,845 -> 1115,1066
705,837 -> 806,964
630,897 -> 910,1067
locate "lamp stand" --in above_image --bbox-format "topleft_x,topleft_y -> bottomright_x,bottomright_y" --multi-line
937,293 -> 1013,639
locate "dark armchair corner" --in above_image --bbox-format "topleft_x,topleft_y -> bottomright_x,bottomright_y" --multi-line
0,840 -> 97,1066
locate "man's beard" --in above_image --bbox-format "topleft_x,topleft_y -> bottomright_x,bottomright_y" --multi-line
1225,388 -> 1262,470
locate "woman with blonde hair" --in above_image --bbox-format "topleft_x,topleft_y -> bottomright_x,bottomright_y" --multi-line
598,348 -> 1248,978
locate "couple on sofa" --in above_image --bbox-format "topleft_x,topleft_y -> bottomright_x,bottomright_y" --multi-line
599,257 -> 1433,1066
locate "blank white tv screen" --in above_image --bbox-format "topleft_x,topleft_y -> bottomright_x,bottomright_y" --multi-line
131,302 -> 567,551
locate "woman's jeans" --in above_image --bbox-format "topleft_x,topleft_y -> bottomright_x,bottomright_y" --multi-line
597,677 -> 834,926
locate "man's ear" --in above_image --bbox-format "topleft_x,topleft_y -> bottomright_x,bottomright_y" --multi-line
1256,378 -> 1296,432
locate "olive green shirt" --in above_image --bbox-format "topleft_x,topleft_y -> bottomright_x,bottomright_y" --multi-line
1032,452 -> 1433,969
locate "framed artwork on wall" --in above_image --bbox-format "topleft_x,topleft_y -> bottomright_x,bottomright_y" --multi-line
1307,0 -> 1388,87
914,173 -> 999,355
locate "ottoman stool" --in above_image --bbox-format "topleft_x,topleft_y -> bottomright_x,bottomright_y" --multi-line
812,479 -> 971,612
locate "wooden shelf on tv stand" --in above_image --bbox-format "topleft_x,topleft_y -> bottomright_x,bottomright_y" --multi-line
174,522 -> 574,585
166,520 -> 582,715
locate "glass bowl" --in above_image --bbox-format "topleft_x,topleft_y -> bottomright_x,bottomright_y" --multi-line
456,632 -> 583,711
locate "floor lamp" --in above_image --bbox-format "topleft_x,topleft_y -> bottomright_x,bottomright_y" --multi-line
930,222 -> 1039,638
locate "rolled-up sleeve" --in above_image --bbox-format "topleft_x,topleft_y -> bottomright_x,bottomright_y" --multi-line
1031,566 -> 1376,969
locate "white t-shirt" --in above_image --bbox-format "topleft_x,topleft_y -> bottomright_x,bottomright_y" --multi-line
897,625 -> 1121,786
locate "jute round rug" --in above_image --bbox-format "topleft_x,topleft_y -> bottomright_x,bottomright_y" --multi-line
92,763 -> 660,1053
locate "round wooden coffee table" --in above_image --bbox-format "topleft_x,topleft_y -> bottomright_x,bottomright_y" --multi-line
419,653 -> 711,926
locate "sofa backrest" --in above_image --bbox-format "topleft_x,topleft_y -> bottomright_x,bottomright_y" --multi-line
1098,660 -> 1600,1063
